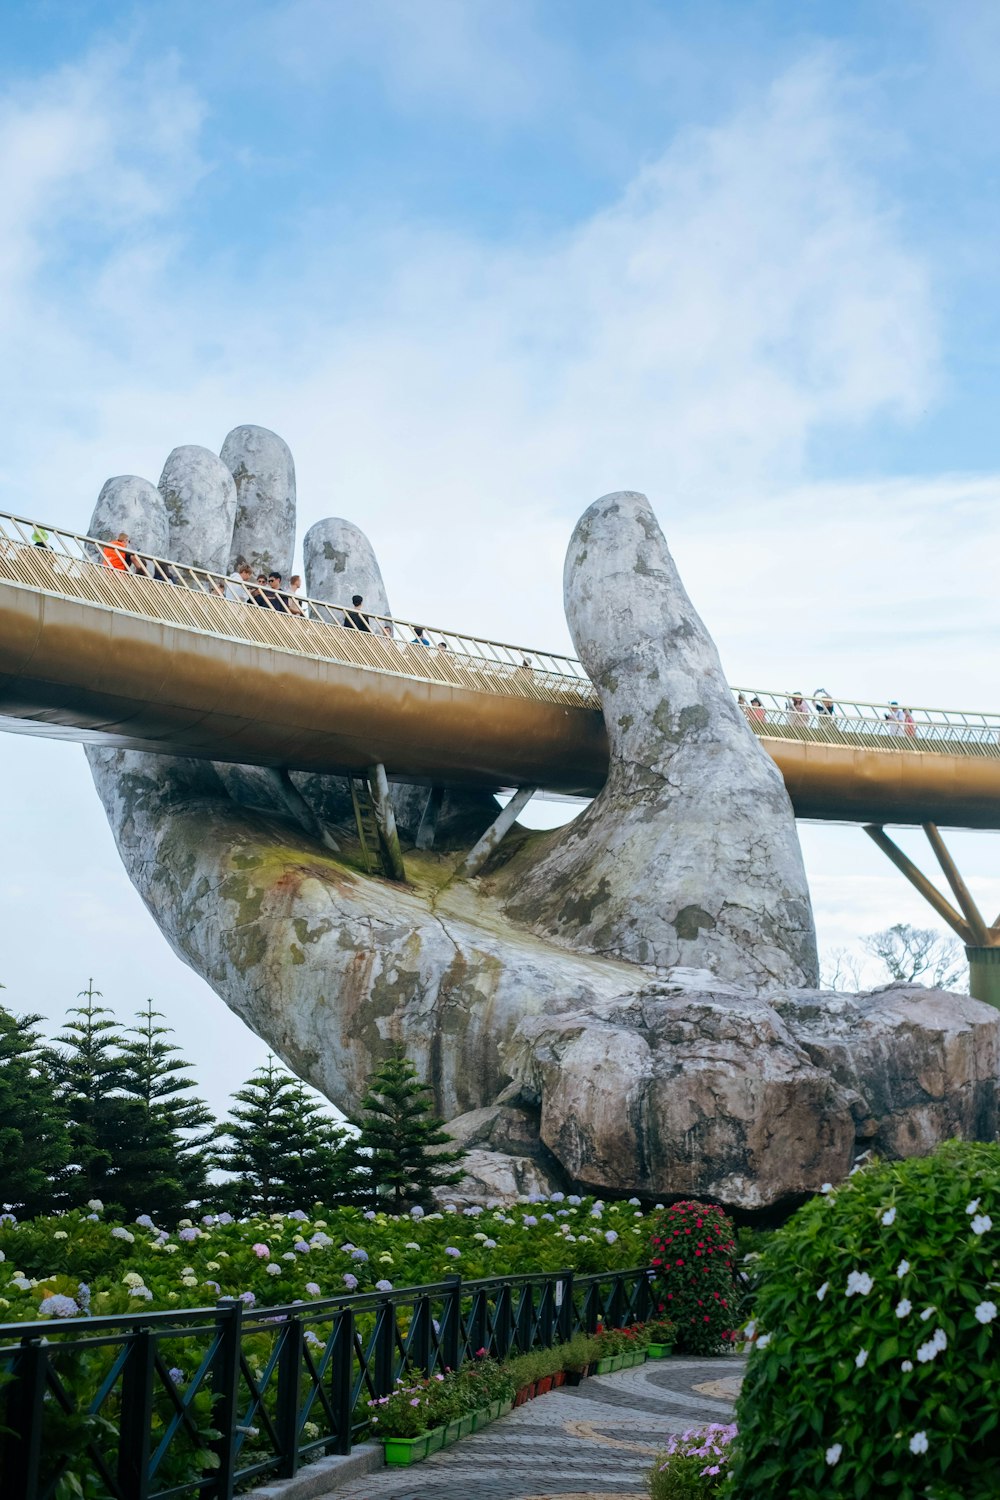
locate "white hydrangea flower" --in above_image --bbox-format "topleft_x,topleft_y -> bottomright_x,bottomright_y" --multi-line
901,1359 -> 913,1372
966,1199 -> 981,1216
825,1443 -> 842,1465
881,1207 -> 896,1226
756,1333 -> 771,1349
974,1301 -> 997,1324
181,1276 -> 197,1287
820,1183 -> 833,1194
895,1299 -> 912,1318
855,1348 -> 869,1368
896,1260 -> 910,1278
816,1282 -> 829,1301
971,1214 -> 992,1236
845,1271 -> 873,1297
909,1431 -> 929,1455
920,1307 -> 935,1321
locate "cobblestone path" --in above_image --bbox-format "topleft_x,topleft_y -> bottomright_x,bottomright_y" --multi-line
333,1356 -> 744,1500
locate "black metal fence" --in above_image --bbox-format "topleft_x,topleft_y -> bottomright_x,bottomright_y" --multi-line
0,1264 -> 655,1500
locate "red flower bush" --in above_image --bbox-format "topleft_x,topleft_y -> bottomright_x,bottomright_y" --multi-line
648,1200 -> 738,1354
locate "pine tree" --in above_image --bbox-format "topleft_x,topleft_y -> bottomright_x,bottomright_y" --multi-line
116,1000 -> 216,1219
354,1046 -> 465,1210
51,981 -> 141,1214
216,1056 -> 360,1214
0,996 -> 70,1215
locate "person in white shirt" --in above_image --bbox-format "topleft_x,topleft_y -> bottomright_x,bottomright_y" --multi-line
225,561 -> 253,601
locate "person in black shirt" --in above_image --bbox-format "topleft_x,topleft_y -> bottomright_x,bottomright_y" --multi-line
267,573 -> 290,613
343,594 -> 371,631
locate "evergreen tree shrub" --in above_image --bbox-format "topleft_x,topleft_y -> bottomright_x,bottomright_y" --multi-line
216,1056 -> 360,1214
647,1200 -> 738,1354
0,1001 -> 69,1214
354,1045 -> 464,1210
728,1142 -> 1000,1500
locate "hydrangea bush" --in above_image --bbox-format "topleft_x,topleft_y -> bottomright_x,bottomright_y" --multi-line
0,1194 -> 652,1321
647,1200 -> 738,1353
728,1142 -> 1000,1499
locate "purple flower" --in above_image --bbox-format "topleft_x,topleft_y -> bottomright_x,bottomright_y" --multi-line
135,1214 -> 155,1230
444,1246 -> 461,1259
39,1294 -> 79,1318
305,1282 -> 321,1296
364,1210 -> 377,1221
523,1216 -> 538,1227
178,1227 -> 198,1242
288,1209 -> 309,1221
294,1241 -> 310,1254
202,1214 -> 216,1226
351,1248 -> 368,1262
343,1273 -> 359,1291
217,1212 -> 233,1225
410,1206 -> 424,1219
375,1279 -> 393,1292
304,1331 -> 323,1348
168,1367 -> 185,1385
252,1243 -> 270,1258
240,1291 -> 256,1307
604,1230 -> 619,1244
204,1281 -> 221,1295
77,1282 -> 91,1311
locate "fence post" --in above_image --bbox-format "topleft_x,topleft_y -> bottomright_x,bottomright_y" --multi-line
611,1273 -> 626,1329
374,1297 -> 396,1397
276,1315 -> 304,1479
493,1283 -> 513,1359
4,1338 -> 47,1500
210,1298 -> 243,1500
330,1308 -> 354,1456
412,1295 -> 431,1374
117,1327 -> 155,1500
442,1276 -> 462,1372
468,1286 -> 488,1359
515,1283 -> 534,1353
558,1271 -> 574,1343
538,1279 -> 554,1348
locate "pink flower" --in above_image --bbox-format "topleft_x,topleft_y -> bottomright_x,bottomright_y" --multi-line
252,1243 -> 269,1258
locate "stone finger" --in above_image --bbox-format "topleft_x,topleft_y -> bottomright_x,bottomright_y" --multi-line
158,444 -> 237,572
220,424 -> 296,580
303,517 -> 390,618
89,476 -> 168,555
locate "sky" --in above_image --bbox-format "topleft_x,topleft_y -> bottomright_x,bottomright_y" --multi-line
3,0 -> 1000,1115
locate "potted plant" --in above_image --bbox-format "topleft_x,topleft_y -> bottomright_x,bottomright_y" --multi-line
644,1316 -> 677,1358
367,1379 -> 440,1466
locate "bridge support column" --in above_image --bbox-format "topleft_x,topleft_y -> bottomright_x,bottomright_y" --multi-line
966,948 -> 1000,1010
459,786 -> 536,879
863,822 -> 1000,1006
415,786 -> 444,851
368,763 -> 406,882
266,768 -> 339,853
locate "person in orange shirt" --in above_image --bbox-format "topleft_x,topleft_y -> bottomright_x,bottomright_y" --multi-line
102,532 -> 131,570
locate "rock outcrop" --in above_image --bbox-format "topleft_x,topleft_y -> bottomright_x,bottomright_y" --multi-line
81,430 -> 1000,1211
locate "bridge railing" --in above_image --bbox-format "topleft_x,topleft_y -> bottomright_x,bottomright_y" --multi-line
0,1265 -> 654,1500
733,689 -> 1000,758
3,510 -> 1000,758
0,510 -> 597,709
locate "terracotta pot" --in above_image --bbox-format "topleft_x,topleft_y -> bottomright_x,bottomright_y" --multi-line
535,1376 -> 553,1395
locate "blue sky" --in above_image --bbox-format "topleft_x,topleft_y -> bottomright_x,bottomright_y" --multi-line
3,0 -> 1000,1112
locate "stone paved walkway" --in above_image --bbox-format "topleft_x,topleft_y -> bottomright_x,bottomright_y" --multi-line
330,1356 -> 745,1500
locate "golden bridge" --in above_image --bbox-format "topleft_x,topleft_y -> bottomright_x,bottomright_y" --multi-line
2,510 -> 999,994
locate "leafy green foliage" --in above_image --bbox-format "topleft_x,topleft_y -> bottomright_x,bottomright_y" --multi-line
0,1002 -> 69,1214
728,1142 -> 1000,1499
354,1045 -> 464,1209
215,1055 -> 362,1214
647,1200 -> 739,1353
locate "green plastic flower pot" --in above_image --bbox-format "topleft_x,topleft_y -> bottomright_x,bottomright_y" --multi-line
384,1433 -> 431,1466
426,1425 -> 445,1453
594,1356 -> 616,1374
457,1415 -> 475,1438
499,1398 -> 514,1416
646,1342 -> 674,1359
490,1398 -> 503,1420
443,1419 -> 463,1446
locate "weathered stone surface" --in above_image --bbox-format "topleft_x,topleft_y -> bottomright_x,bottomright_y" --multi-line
493,492 -> 818,988
158,445 -> 237,573
435,1149 -> 563,1207
221,425 -> 296,581
303,518 -> 390,621
89,476 -> 168,556
80,445 -> 1000,1210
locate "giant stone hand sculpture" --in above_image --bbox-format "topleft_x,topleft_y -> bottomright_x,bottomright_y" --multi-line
86,427 -> 1000,1209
